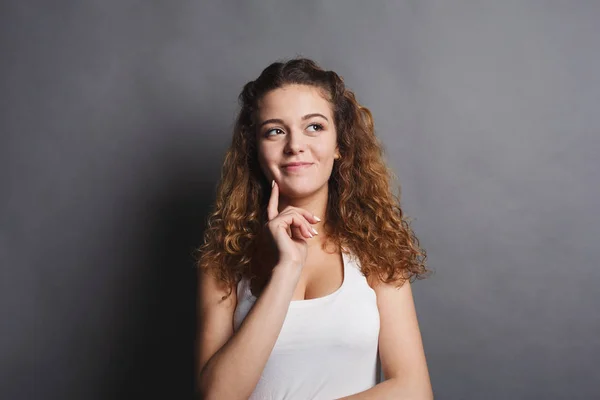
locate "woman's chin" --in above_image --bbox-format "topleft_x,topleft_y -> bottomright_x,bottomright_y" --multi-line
278,184 -> 323,200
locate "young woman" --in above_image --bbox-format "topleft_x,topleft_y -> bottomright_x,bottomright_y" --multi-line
195,58 -> 433,399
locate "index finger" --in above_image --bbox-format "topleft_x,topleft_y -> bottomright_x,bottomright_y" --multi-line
267,179 -> 279,221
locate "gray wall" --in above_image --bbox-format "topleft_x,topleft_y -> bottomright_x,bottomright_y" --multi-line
2,1 -> 598,399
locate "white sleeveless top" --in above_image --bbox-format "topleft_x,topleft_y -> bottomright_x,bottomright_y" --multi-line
233,248 -> 381,399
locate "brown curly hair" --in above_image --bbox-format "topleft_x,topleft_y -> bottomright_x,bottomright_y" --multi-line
196,57 -> 431,300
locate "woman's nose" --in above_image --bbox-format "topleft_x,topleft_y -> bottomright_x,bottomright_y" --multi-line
284,130 -> 306,154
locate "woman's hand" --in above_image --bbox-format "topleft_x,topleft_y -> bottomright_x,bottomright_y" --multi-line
264,180 -> 320,273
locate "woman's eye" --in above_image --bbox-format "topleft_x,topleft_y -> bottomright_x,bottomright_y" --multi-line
265,128 -> 284,137
264,124 -> 323,137
307,123 -> 324,132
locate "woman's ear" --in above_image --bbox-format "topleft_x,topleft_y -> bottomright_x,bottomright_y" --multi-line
334,146 -> 341,159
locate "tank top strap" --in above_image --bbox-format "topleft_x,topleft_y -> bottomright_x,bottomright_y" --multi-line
341,247 -> 368,288
237,274 -> 251,300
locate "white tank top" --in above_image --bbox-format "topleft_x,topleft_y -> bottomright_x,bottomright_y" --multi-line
233,248 -> 381,399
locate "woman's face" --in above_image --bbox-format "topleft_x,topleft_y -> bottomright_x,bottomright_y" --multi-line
256,84 -> 338,199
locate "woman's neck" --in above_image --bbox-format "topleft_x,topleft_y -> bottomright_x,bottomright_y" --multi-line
278,185 -> 328,235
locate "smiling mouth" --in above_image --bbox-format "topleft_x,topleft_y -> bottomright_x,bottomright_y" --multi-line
282,163 -> 313,172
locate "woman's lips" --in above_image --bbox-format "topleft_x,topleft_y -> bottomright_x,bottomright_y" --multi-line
282,163 -> 313,172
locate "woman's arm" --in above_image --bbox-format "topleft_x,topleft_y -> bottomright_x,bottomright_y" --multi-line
196,262 -> 299,400
337,279 -> 433,399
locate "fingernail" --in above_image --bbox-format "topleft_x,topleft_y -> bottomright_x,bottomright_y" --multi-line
271,180 -> 275,188
314,216 -> 321,221
312,227 -> 318,235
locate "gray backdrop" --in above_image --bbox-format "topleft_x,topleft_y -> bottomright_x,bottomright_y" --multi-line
2,1 -> 598,399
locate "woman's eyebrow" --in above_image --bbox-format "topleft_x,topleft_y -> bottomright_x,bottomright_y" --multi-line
301,113 -> 329,122
259,113 -> 329,128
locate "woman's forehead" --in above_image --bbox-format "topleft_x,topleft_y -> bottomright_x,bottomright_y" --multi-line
257,85 -> 333,121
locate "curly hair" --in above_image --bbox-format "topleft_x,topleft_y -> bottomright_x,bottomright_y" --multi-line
196,57 -> 431,301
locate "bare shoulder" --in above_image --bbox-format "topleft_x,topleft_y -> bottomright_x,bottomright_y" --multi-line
366,272 -> 410,293
367,273 -> 415,315
198,267 -> 237,310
